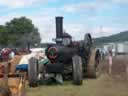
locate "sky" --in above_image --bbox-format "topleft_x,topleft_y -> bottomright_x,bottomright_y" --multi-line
0,0 -> 127,43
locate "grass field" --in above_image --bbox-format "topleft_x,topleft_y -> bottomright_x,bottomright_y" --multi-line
27,56 -> 128,96
27,74 -> 128,96
1,55 -> 128,96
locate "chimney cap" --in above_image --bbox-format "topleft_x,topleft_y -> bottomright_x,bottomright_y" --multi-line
56,16 -> 63,18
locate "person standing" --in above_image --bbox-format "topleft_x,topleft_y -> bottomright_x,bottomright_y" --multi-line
9,50 -> 15,60
108,48 -> 113,75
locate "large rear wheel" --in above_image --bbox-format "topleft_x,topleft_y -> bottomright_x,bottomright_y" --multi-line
87,49 -> 100,78
84,33 -> 92,52
28,57 -> 38,87
72,55 -> 83,85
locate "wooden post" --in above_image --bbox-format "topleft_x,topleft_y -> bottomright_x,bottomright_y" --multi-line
126,63 -> 128,80
18,72 -> 26,96
4,62 -> 9,89
0,62 -> 10,90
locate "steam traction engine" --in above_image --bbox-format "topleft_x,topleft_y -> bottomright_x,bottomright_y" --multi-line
28,17 -> 100,87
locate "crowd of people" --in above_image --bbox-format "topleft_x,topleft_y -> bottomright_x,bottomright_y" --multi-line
98,47 -> 113,75
0,48 -> 30,62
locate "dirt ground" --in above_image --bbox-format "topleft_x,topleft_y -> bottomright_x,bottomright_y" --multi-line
27,55 -> 128,96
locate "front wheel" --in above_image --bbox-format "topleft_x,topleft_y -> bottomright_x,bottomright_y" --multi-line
28,57 -> 39,87
72,55 -> 83,85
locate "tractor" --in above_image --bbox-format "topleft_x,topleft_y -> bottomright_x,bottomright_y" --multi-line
28,17 -> 100,87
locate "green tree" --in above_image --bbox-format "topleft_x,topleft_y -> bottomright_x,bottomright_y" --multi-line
0,25 -> 8,47
4,16 -> 41,47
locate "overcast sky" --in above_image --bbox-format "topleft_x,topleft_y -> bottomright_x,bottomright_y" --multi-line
0,0 -> 127,43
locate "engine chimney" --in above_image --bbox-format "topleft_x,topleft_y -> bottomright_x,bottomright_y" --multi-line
56,16 -> 63,44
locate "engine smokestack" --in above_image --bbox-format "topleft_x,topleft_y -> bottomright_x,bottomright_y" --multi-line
56,16 -> 63,44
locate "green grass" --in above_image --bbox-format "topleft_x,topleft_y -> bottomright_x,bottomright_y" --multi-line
27,74 -> 128,96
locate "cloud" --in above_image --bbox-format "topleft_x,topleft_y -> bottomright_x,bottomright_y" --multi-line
63,23 -> 124,40
62,1 -> 110,13
112,0 -> 128,5
0,13 -> 125,42
64,23 -> 88,40
0,6 -> 126,43
64,22 -> 126,39
100,0 -> 128,5
91,26 -> 125,38
0,0 -> 127,44
0,0 -> 45,8
28,15 -> 56,43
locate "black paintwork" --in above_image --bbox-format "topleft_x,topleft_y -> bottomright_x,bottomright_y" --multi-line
45,17 -> 91,74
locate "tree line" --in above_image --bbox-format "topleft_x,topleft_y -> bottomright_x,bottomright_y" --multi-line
93,31 -> 128,45
0,16 -> 41,48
